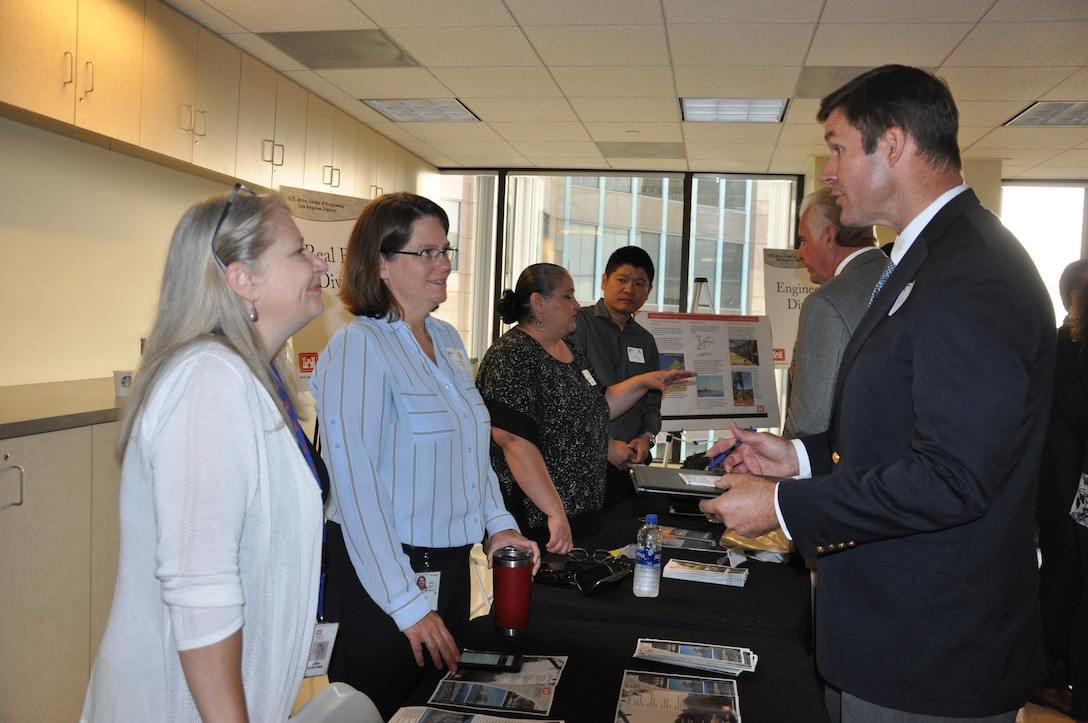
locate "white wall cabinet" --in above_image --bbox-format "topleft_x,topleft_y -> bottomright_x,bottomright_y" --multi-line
0,0 -> 144,144
139,1 -> 240,175
303,98 -> 359,196
236,57 -> 308,191
0,0 -> 423,198
0,422 -> 121,722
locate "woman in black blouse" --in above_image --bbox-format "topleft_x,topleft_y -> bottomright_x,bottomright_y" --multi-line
476,263 -> 693,553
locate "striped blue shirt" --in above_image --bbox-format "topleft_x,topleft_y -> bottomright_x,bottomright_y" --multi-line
311,314 -> 518,631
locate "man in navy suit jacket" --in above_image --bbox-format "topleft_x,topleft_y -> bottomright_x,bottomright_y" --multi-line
700,65 -> 1054,721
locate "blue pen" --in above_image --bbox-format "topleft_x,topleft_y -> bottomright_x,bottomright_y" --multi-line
704,427 -> 757,470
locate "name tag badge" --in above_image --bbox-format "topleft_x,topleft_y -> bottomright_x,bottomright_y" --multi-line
446,347 -> 471,376
582,369 -> 598,386
305,622 -> 339,677
417,571 -> 441,611
627,346 -> 645,364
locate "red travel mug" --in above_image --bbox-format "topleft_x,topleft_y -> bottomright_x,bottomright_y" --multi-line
492,546 -> 532,636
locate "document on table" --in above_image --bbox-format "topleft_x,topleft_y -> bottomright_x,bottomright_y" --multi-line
389,708 -> 563,723
615,670 -> 742,722
427,655 -> 567,716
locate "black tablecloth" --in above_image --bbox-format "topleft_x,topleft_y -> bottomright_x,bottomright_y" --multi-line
401,614 -> 829,722
532,492 -> 813,649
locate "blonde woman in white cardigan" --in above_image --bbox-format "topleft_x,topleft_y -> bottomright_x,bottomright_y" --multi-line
82,186 -> 329,722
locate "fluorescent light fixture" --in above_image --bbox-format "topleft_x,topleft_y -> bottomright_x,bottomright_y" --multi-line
681,97 -> 788,123
1005,101 -> 1088,127
363,99 -> 479,122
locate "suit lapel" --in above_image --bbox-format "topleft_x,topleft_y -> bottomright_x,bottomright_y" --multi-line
827,189 -> 982,426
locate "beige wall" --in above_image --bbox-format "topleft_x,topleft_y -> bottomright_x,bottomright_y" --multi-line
0,116 -> 229,386
0,115 -> 438,387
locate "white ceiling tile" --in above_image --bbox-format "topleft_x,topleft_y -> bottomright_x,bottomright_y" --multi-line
398,123 -> 505,142
946,21 -> 1088,67
663,0 -> 821,24
667,25 -> 812,67
938,67 -> 1079,101
583,122 -> 684,143
192,0 -> 375,32
550,66 -> 676,98
808,23 -> 973,67
283,71 -> 351,100
506,0 -> 663,25
1041,67 -> 1088,100
983,0 -> 1088,22
673,66 -> 800,98
523,25 -> 670,66
957,100 -> 1036,127
463,98 -> 580,122
508,141 -> 602,157
682,124 -> 783,144
686,143 -> 778,161
487,122 -> 592,142
430,67 -> 564,98
350,0 -> 515,28
318,68 -> 453,98
569,98 -> 680,123
973,126 -> 1088,150
821,0 -> 993,23
388,27 -> 541,67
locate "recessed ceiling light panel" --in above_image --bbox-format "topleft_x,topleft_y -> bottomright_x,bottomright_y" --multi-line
681,98 -> 788,123
1006,101 -> 1088,127
363,99 -> 479,122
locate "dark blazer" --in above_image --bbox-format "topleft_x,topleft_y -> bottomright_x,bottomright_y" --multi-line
780,189 -> 1054,716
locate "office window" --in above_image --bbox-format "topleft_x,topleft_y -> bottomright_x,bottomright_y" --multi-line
1001,182 -> 1088,323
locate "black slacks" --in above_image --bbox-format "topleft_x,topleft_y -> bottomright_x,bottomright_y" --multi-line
323,521 -> 472,720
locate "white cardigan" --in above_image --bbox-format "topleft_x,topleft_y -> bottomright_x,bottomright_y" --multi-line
82,341 -> 323,722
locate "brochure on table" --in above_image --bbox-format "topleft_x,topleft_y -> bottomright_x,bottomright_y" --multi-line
633,638 -> 758,675
643,312 -> 780,432
615,670 -> 742,722
389,708 -> 563,723
427,655 -> 567,716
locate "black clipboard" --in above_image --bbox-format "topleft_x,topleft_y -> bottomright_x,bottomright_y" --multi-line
631,465 -> 722,499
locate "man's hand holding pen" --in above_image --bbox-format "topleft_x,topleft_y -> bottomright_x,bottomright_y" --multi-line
697,423 -> 800,537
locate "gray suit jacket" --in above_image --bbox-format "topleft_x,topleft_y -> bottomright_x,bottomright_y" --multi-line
782,247 -> 890,438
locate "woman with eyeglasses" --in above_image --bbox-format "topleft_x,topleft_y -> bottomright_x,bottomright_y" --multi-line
82,187 -> 329,721
310,192 -> 540,718
476,263 -> 694,554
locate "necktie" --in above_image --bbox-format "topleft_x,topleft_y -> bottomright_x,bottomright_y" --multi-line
869,261 -> 895,307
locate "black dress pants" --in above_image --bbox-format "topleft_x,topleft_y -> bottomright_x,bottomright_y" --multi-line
323,521 -> 471,720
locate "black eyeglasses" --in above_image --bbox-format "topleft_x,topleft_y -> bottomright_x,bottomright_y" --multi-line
211,183 -> 257,271
386,247 -> 458,265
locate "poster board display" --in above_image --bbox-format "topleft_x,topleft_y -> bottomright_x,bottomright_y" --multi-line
762,248 -> 814,370
643,312 -> 780,432
280,186 -> 368,381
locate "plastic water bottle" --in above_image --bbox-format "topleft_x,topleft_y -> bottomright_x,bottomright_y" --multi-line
633,514 -> 662,597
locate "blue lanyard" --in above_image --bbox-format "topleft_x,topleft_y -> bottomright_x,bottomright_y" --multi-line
270,365 -> 327,619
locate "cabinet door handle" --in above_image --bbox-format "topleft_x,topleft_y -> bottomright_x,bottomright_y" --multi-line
180,104 -> 195,132
262,139 -> 275,163
63,51 -> 74,86
322,165 -> 333,185
195,109 -> 208,138
273,143 -> 285,167
332,167 -> 341,188
3,464 -> 25,507
82,60 -> 95,100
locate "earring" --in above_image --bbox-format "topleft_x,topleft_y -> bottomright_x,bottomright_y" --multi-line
532,315 -> 548,332
248,303 -> 259,323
